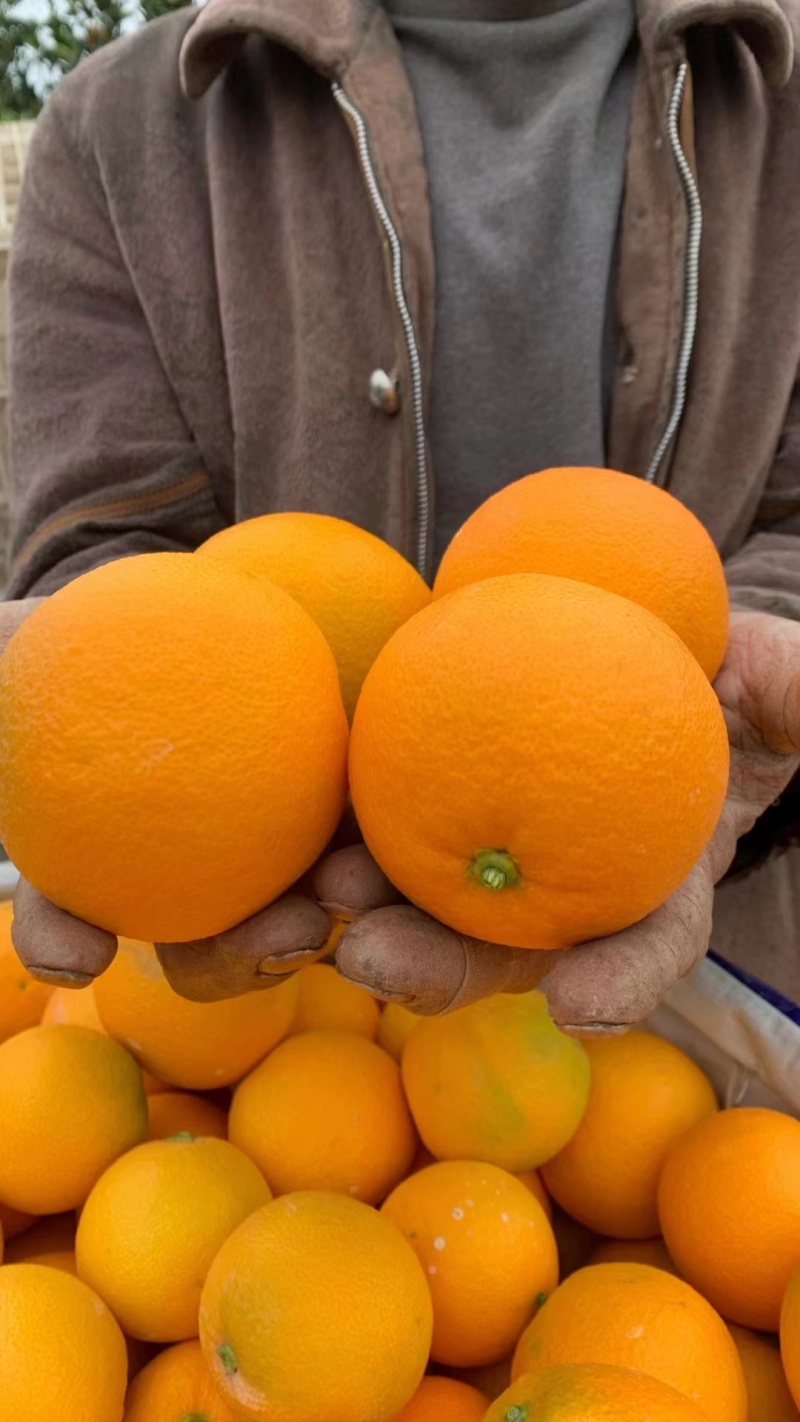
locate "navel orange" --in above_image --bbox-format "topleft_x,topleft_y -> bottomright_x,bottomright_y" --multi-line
486,1364 -> 708,1421
147,1090 -> 227,1141
433,467 -> 728,679
0,900 -> 51,1042
41,981 -> 105,1031
394,1376 -> 488,1421
512,1263 -> 747,1422
0,1263 -> 127,1422
781,1257 -> 800,1408
729,1324 -> 800,1422
287,962 -> 380,1038
0,1025 -> 147,1212
381,1160 -> 559,1367
541,1031 -> 717,1237
0,553 -> 348,942
198,512 -> 431,720
199,1191 -> 433,1422
401,991 -> 590,1170
123,1339 -> 239,1422
377,1001 -> 420,1060
94,937 -> 297,1090
658,1107 -> 800,1330
76,1135 -> 271,1341
229,1029 -> 416,1204
350,575 -> 729,950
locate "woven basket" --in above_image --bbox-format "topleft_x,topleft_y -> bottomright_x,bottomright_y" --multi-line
0,121 -> 36,592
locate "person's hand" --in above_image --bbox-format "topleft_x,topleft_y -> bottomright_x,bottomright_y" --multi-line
333,609 -> 800,1033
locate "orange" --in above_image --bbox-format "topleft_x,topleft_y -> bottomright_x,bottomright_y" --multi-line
76,1135 -> 271,1342
199,1191 -> 433,1422
198,511 -> 431,720
350,575 -> 728,950
395,1377 -> 488,1421
0,1201 -> 36,1240
41,981 -> 105,1031
0,1263 -> 127,1422
541,1031 -> 717,1238
4,1213 -> 77,1274
517,1169 -> 552,1220
0,1025 -> 147,1212
433,467 -> 729,679
288,962 -> 380,1038
123,1339 -> 239,1421
94,937 -> 298,1089
147,1090 -> 227,1141
781,1258 -> 800,1408
0,899 -> 52,1043
486,1364 -> 707,1421
512,1263 -> 746,1422
0,553 -> 348,943
588,1236 -> 677,1272
402,991 -> 590,1170
229,1029 -> 416,1204
658,1107 -> 800,1330
381,1160 -> 559,1367
377,1001 -> 420,1061
729,1324 -> 800,1422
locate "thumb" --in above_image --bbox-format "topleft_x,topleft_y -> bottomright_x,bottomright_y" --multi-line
335,904 -> 560,1014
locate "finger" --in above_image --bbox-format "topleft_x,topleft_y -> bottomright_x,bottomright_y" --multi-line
541,859 -> 714,1034
0,598 -> 45,658
155,894 -> 332,1002
12,877 -> 117,986
311,844 -> 402,916
335,903 -> 562,1014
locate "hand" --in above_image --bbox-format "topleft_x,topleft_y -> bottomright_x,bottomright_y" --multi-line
334,609 -> 800,1033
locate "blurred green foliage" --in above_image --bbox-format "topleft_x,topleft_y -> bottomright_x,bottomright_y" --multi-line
0,0 -> 193,119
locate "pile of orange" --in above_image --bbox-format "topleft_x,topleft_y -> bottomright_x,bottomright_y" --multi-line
0,930 -> 795,1422
1,476 -> 798,1422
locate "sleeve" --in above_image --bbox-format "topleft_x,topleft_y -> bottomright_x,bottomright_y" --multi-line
6,84 -> 225,599
724,370 -> 800,620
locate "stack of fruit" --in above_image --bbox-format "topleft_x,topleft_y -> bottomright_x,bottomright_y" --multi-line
0,467 -> 794,1421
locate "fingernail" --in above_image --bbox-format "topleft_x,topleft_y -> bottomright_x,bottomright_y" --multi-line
28,967 -> 95,987
558,1022 -> 630,1040
257,948 -> 320,977
335,967 -> 415,1006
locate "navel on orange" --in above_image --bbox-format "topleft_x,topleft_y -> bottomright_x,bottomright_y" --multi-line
350,574 -> 728,950
0,553 -> 347,942
434,466 -> 728,678
198,511 -> 430,720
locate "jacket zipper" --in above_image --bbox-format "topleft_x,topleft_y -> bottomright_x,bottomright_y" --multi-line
645,61 -> 703,485
332,82 -> 430,577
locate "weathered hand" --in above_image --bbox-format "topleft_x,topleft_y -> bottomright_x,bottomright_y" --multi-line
334,610 -> 800,1032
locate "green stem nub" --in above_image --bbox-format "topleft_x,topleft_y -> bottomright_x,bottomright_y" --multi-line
179,1414 -> 212,1422
217,1343 -> 238,1376
468,849 -> 521,893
